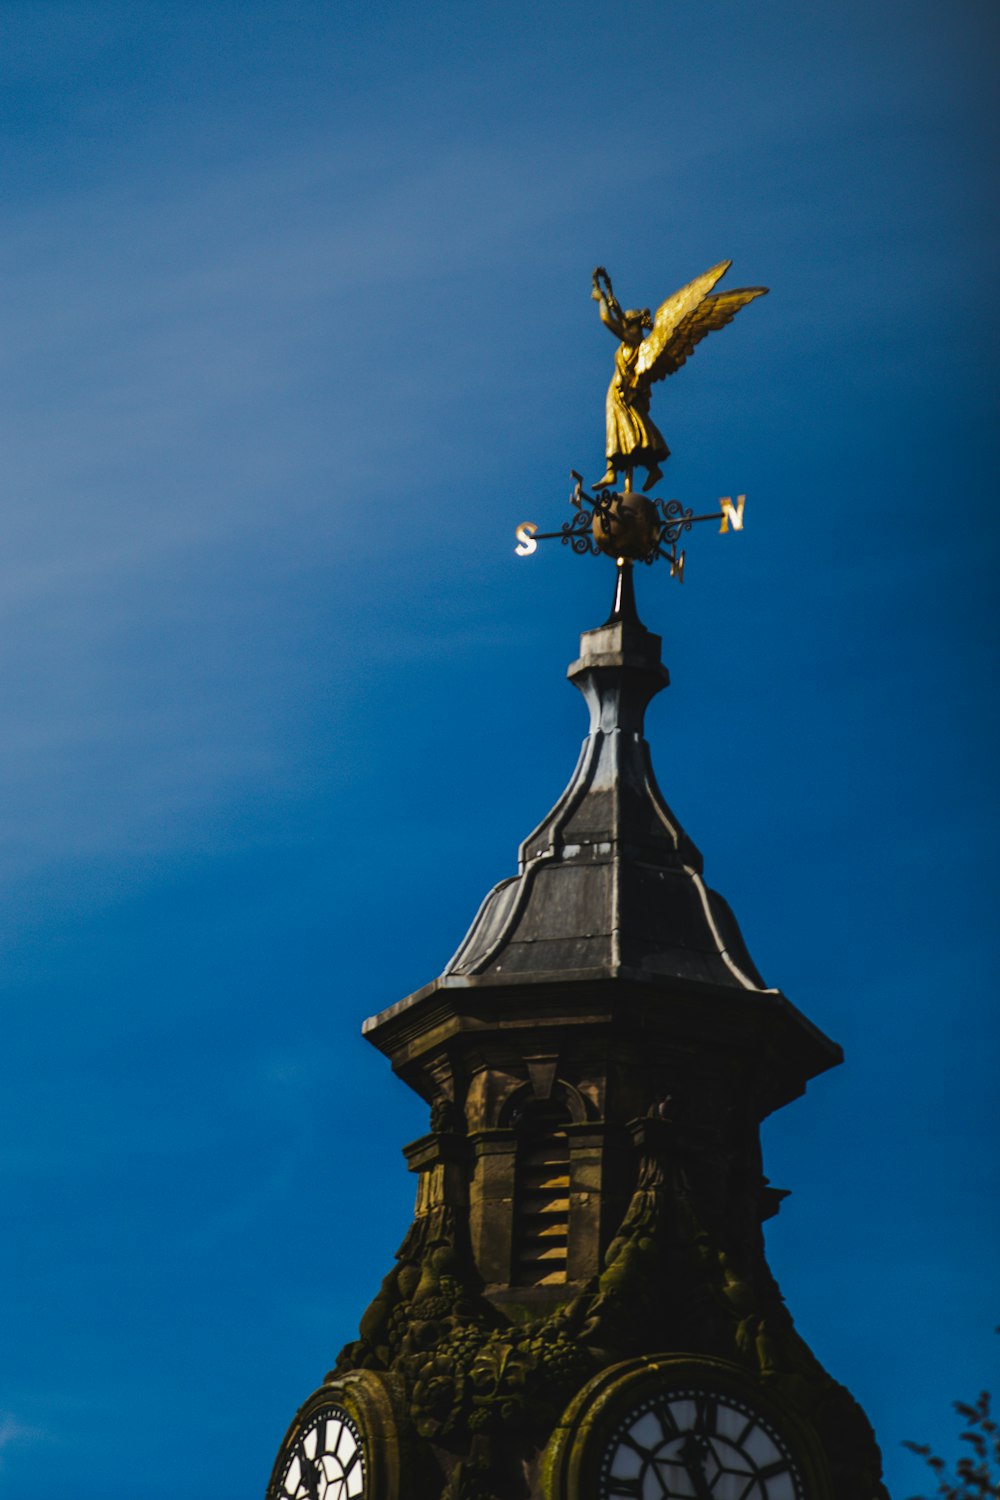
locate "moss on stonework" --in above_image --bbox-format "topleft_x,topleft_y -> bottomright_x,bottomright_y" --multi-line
332,1129 -> 888,1499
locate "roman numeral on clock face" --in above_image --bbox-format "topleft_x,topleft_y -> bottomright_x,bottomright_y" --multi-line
693,1394 -> 718,1433
655,1400 -> 678,1436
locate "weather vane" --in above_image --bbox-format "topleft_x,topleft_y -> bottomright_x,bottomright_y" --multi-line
516,259 -> 766,583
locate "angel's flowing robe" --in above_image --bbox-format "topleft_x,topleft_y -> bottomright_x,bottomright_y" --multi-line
605,342 -> 669,467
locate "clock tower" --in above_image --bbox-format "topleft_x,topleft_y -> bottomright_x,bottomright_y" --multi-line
264,562 -> 889,1500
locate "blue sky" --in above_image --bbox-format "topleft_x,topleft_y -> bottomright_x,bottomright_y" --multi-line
0,2 -> 996,1496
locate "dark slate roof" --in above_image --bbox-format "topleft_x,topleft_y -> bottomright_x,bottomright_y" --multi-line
444,570 -> 768,992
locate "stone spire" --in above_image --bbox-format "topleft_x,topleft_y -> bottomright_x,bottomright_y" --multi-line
447,565 -> 765,991
365,566 -> 837,1121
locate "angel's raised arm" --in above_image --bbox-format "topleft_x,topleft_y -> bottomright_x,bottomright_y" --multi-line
594,293 -> 627,340
592,266 -> 626,339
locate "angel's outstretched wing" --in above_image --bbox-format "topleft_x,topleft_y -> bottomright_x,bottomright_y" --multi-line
635,261 -> 768,386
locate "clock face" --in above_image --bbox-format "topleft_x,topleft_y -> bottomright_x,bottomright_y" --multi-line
273,1405 -> 365,1500
600,1388 -> 804,1500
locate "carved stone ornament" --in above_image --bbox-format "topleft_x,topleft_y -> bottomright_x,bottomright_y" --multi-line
332,1105 -> 887,1500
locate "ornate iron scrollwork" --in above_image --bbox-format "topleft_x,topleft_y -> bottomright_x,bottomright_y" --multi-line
515,474 -> 744,582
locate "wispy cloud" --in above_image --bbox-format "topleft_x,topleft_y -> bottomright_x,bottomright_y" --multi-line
0,1414 -> 47,1456
0,123 -> 651,883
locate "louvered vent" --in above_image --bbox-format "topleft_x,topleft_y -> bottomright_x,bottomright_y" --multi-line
513,1106 -> 571,1286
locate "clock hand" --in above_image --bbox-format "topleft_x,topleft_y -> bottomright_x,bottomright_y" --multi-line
677,1432 -> 714,1500
299,1451 -> 322,1500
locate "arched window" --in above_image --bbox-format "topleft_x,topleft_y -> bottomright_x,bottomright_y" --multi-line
512,1098 -> 572,1286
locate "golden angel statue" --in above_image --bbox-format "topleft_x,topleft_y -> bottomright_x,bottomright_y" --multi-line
591,261 -> 768,492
